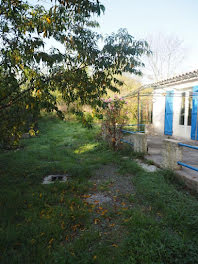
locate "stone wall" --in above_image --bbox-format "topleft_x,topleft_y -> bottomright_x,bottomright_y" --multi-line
145,124 -> 155,135
162,139 -> 183,170
123,133 -> 148,153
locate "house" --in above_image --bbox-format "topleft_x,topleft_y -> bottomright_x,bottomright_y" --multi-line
152,70 -> 198,140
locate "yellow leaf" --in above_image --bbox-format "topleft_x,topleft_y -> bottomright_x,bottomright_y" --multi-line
94,219 -> 99,224
61,221 -> 65,229
49,238 -> 54,244
101,209 -> 108,216
112,244 -> 118,248
46,17 -> 51,24
82,194 -> 91,198
29,129 -> 36,137
43,30 -> 47,38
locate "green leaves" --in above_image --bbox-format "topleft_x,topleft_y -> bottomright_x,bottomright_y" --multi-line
0,0 -> 150,148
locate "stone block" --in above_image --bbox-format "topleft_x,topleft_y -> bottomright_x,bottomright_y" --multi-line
123,134 -> 134,145
133,133 -> 148,153
145,124 -> 155,135
162,139 -> 183,170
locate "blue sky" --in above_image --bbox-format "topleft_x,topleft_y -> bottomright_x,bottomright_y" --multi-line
95,0 -> 198,73
32,0 -> 198,76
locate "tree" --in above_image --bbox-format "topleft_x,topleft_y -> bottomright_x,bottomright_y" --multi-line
143,33 -> 186,82
0,0 -> 150,148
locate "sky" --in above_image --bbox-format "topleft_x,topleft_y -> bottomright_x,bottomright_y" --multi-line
31,0 -> 198,81
95,0 -> 198,75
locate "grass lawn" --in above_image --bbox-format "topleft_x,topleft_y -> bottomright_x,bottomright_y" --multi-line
1,116 -> 198,264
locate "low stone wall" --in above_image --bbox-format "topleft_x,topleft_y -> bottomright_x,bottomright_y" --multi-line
101,123 -> 148,153
145,124 -> 155,135
162,139 -> 183,170
101,123 -> 122,149
123,133 -> 148,153
133,133 -> 148,153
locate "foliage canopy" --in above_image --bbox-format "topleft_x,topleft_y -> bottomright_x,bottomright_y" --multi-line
0,0 -> 150,147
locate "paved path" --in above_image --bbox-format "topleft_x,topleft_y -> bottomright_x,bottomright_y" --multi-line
145,135 -> 198,191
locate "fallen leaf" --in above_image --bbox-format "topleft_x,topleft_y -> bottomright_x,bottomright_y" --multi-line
94,219 -> 100,224
49,238 -> 54,244
112,244 -> 118,248
101,209 -> 108,216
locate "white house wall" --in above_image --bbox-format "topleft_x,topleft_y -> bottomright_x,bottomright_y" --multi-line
152,80 -> 198,140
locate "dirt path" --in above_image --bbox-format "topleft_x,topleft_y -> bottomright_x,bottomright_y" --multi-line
82,164 -> 135,243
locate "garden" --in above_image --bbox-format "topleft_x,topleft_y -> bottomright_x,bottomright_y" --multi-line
1,116 -> 198,263
1,1 -> 198,263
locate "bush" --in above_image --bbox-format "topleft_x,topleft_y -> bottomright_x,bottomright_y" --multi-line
101,97 -> 129,150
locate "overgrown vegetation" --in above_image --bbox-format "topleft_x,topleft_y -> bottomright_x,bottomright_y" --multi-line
101,97 -> 129,150
0,0 -> 150,149
1,117 -> 198,263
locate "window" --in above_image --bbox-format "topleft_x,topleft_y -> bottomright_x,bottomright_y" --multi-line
179,92 -> 185,125
188,92 -> 192,126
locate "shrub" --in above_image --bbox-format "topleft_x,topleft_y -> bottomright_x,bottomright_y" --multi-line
101,97 -> 129,150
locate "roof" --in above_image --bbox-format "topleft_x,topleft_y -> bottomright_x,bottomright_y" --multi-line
149,69 -> 198,88
124,69 -> 198,98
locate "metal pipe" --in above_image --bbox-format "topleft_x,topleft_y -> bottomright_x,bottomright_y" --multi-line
120,139 -> 134,146
178,143 -> 198,150
124,124 -> 145,127
121,130 -> 145,134
177,161 -> 198,172
137,91 -> 140,128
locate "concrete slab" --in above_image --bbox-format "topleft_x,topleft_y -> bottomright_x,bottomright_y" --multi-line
135,159 -> 158,172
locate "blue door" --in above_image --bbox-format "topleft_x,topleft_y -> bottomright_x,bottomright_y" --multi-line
191,86 -> 198,140
164,91 -> 174,135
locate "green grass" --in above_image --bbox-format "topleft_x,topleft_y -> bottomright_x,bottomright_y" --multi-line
1,116 -> 198,263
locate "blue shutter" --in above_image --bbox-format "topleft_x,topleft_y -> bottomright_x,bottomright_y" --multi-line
191,86 -> 198,140
164,91 -> 174,135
